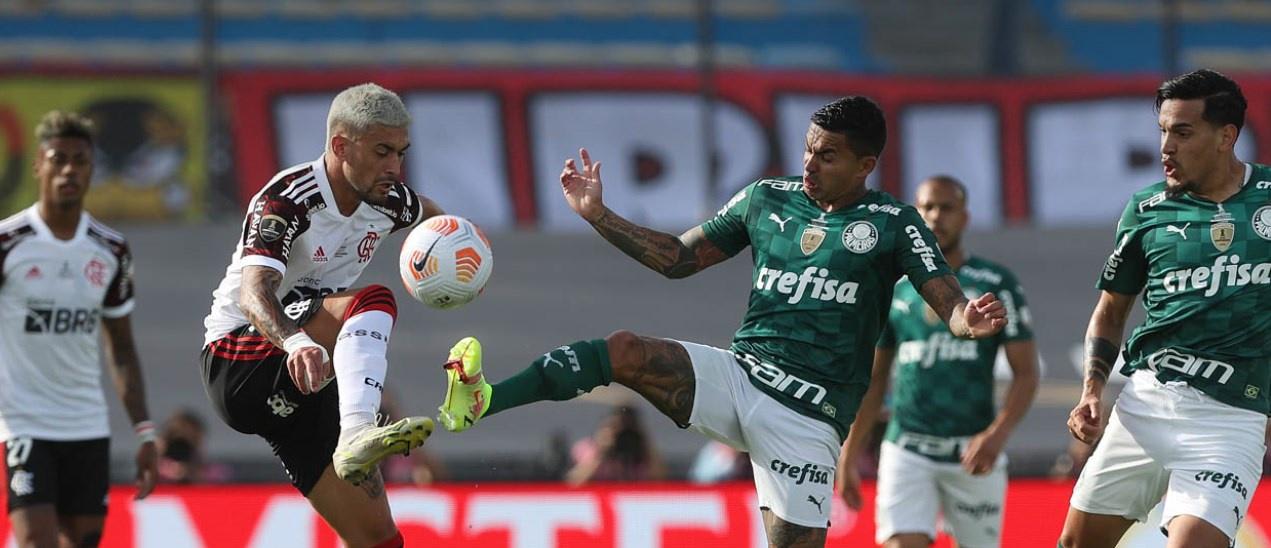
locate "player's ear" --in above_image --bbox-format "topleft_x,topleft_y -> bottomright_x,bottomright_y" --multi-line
858,155 -> 878,178
331,134 -> 348,159
1220,124 -> 1239,152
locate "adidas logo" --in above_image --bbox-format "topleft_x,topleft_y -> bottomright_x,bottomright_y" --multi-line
312,246 -> 328,263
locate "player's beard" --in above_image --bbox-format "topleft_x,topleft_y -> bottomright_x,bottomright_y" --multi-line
938,234 -> 961,257
355,179 -> 395,206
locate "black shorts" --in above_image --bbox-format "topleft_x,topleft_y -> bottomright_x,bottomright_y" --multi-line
4,437 -> 109,515
200,297 -> 337,495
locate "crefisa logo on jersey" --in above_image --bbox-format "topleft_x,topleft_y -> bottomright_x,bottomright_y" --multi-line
1253,206 -> 1271,241
842,221 -> 878,253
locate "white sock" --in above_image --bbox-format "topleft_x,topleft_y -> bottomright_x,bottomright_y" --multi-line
333,310 -> 393,435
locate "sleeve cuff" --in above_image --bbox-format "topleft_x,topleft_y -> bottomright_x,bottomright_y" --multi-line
240,255 -> 287,276
102,299 -> 135,318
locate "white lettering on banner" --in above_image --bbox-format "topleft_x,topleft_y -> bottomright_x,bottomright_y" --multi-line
385,491 -> 455,535
247,497 -> 315,548
900,104 -> 1002,227
131,496 -> 203,548
467,494 -> 600,548
1029,98 -> 1258,226
612,494 -> 726,548
274,93 -> 514,228
532,94 -> 766,230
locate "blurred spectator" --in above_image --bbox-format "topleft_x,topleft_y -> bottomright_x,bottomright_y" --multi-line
565,405 -> 666,485
156,409 -> 231,483
379,390 -> 445,485
688,440 -> 751,484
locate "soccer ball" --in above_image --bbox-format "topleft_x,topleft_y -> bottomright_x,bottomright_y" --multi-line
399,215 -> 493,309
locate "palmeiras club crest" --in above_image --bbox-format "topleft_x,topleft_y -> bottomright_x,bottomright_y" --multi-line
1253,205 -> 1271,241
842,221 -> 878,254
1210,205 -> 1235,252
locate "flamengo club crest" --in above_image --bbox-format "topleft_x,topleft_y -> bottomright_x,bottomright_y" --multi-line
800,214 -> 829,255
1254,206 -> 1271,241
1210,205 -> 1235,251
842,221 -> 878,254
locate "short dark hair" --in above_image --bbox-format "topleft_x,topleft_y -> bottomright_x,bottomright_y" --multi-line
922,174 -> 968,204
1155,69 -> 1246,132
34,110 -> 95,146
810,96 -> 887,158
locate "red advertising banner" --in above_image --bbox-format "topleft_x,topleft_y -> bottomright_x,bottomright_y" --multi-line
5,480 -> 1271,547
221,70 -> 1271,229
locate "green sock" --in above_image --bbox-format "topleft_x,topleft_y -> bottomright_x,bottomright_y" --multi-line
486,339 -> 612,416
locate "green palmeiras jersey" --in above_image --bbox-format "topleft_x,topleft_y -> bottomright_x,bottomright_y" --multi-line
701,176 -> 953,439
878,256 -> 1033,461
1099,163 -> 1271,414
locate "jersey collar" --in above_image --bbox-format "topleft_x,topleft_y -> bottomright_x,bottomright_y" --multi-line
25,205 -> 88,245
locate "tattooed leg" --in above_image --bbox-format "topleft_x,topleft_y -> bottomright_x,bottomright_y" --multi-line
606,331 -> 696,426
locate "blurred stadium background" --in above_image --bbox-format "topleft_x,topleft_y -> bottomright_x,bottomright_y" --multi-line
2,0 -> 1271,546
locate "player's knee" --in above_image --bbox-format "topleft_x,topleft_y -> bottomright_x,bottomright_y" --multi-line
767,519 -> 826,548
342,284 -> 398,322
368,528 -> 403,548
1056,529 -> 1078,548
604,330 -> 642,373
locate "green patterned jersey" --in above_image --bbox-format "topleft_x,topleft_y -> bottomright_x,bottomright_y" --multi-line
701,177 -> 953,440
1098,163 -> 1271,414
878,256 -> 1033,461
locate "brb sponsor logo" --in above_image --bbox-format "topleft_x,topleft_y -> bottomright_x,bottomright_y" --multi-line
1146,348 -> 1234,385
24,307 -> 99,334
1195,470 -> 1249,500
769,459 -> 830,486
954,502 -> 1001,519
755,266 -> 860,305
905,225 -> 938,272
1161,254 -> 1271,297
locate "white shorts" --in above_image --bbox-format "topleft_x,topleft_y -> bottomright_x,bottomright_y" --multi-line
679,341 -> 841,528
875,440 -> 1008,546
1070,371 -> 1267,540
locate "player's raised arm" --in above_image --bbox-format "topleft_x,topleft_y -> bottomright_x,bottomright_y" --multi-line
561,147 -> 731,279
917,275 -> 1007,340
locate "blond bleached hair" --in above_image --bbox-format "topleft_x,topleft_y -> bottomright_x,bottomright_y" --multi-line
325,83 -> 410,151
35,110 -> 95,145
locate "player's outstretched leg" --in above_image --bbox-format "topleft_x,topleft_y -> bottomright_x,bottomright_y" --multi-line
439,330 -> 694,432
439,334 -> 614,432
307,285 -> 433,484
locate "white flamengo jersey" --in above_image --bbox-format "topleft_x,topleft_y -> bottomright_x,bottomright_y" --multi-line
0,206 -> 134,441
203,157 -> 424,346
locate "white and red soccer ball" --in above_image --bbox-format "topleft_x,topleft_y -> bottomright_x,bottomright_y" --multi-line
399,215 -> 493,309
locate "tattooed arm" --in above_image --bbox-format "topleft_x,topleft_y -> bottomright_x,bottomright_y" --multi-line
917,274 -> 1007,339
239,266 -> 299,346
239,265 -> 329,394
588,211 -> 730,279
1067,290 -> 1137,445
560,147 -> 731,278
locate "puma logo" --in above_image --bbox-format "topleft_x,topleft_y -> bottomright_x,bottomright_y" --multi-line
768,213 -> 792,232
807,495 -> 825,514
1166,223 -> 1189,239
